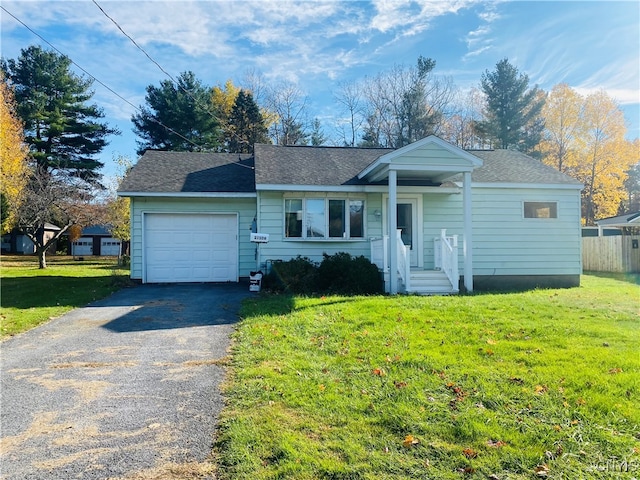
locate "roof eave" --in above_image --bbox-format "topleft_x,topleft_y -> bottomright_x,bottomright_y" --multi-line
118,191 -> 257,198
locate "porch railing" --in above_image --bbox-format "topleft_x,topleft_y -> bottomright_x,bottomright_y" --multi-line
434,229 -> 459,292
370,230 -> 410,292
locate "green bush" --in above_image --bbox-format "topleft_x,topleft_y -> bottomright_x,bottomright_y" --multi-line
317,252 -> 383,294
264,253 -> 382,295
264,256 -> 319,294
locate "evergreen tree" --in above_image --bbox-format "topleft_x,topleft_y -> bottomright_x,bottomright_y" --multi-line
1,45 -> 117,185
309,118 -> 326,146
227,90 -> 269,153
132,71 -> 219,154
477,58 -> 545,153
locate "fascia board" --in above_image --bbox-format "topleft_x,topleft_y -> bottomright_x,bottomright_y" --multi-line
118,191 -> 257,198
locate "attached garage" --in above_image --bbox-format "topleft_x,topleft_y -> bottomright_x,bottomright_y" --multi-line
143,213 -> 238,283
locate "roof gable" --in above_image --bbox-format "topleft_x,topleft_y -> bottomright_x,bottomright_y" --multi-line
358,135 -> 483,182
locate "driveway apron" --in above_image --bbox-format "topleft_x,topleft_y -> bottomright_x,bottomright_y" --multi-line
0,284 -> 248,480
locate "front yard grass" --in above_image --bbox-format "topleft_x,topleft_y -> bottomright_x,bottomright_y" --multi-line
1,255 -> 130,338
217,274 -> 639,479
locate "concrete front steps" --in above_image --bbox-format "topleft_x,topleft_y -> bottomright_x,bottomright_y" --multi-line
405,269 -> 458,295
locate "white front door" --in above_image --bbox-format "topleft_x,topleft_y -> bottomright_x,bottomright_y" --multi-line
383,195 -> 422,267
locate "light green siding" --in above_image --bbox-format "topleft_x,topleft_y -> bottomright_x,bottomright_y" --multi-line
256,186 -> 581,277
471,187 -> 582,276
130,197 -> 257,280
257,191 -> 383,266
129,185 -> 581,282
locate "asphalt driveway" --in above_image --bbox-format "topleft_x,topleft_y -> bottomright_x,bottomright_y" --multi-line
0,284 -> 249,480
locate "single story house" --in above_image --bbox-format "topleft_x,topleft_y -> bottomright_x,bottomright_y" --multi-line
118,136 -> 583,294
1,223 -> 61,255
594,211 -> 640,235
70,225 -> 122,257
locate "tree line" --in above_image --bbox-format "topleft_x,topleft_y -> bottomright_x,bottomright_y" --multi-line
1,45 -> 639,268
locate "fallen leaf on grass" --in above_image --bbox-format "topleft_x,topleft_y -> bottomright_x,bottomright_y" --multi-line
394,380 -> 408,389
609,368 -> 623,374
534,464 -> 549,477
534,385 -> 548,394
318,384 -> 325,391
487,439 -> 506,448
372,368 -> 386,376
403,435 -> 420,448
462,448 -> 478,458
487,338 -> 497,345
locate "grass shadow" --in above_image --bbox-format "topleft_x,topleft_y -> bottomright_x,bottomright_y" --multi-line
584,271 -> 640,285
1,275 -> 127,309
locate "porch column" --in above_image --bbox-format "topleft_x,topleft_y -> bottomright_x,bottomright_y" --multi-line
388,169 -> 398,294
463,171 -> 473,292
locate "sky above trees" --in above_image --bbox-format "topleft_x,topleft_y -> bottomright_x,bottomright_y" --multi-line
1,0 -> 638,179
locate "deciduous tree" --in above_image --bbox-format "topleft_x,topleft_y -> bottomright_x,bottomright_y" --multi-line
477,58 -> 545,154
2,45 -> 117,185
132,71 -> 219,154
359,56 -> 454,148
267,82 -> 309,145
14,167 -> 106,268
538,84 -> 583,173
0,74 -> 29,232
540,86 -> 638,224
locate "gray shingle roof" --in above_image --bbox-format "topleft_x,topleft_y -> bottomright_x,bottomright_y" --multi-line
254,144 -> 391,186
466,149 -> 582,185
118,150 -> 255,193
119,145 -> 581,195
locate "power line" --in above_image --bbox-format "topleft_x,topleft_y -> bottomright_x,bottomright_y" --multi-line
91,0 -> 249,147
0,5 -> 217,154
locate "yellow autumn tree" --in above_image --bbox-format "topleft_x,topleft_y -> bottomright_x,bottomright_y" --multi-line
541,86 -> 637,224
0,75 -> 29,233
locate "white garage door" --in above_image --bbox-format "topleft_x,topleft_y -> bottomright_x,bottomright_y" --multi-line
100,238 -> 122,256
72,237 -> 93,256
144,213 -> 238,283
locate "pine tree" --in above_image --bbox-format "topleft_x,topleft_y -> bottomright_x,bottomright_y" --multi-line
132,71 -> 219,154
2,45 -> 117,185
227,90 -> 269,153
477,58 -> 545,153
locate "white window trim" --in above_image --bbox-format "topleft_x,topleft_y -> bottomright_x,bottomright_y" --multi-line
522,200 -> 559,219
283,196 -> 367,241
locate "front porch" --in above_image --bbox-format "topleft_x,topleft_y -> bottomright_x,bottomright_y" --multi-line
371,229 -> 460,295
358,136 -> 482,294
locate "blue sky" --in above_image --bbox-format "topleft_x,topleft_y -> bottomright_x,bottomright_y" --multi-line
1,0 -> 638,180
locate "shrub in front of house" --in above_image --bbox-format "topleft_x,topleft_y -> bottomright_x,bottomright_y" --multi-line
264,253 -> 382,295
317,252 -> 383,295
264,256 -> 319,294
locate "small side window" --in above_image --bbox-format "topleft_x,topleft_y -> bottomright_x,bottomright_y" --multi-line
524,202 -> 557,218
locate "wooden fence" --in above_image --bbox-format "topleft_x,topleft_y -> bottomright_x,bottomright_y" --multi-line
582,236 -> 640,272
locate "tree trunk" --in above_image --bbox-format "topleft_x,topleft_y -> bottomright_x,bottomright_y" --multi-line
38,247 -> 47,269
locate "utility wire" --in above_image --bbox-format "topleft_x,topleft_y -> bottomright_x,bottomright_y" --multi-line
91,0 -> 250,148
0,5 -> 226,155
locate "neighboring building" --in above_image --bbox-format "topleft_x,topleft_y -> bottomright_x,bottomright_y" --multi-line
118,136 -> 583,293
70,225 -> 122,257
594,211 -> 640,235
1,223 -> 61,255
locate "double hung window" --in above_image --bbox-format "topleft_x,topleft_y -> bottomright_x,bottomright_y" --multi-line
285,198 -> 365,239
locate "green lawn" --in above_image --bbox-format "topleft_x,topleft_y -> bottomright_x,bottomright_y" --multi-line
0,255 -> 130,337
216,275 -> 639,479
